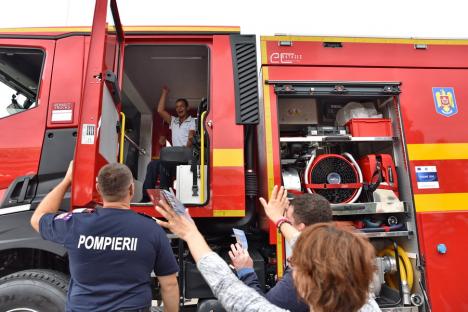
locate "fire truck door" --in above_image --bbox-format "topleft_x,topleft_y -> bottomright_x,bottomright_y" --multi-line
0,39 -> 55,210
72,0 -> 125,207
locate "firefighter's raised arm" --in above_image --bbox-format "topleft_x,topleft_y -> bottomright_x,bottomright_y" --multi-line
30,161 -> 73,232
157,86 -> 172,124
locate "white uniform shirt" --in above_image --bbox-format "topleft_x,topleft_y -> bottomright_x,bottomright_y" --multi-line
170,115 -> 196,147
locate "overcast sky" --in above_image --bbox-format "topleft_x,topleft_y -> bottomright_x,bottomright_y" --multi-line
1,0 -> 468,38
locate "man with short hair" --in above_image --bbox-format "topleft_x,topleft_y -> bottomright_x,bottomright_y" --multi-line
229,192 -> 332,312
31,162 -> 180,312
143,87 -> 196,195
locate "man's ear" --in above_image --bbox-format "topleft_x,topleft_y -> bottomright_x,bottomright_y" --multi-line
96,183 -> 102,195
129,183 -> 135,198
297,223 -> 306,231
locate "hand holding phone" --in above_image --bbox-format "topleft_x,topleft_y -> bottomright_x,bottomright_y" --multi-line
233,228 -> 248,250
160,189 -> 194,222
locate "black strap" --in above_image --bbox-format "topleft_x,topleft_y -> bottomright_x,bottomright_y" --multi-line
191,160 -> 199,196
363,158 -> 383,199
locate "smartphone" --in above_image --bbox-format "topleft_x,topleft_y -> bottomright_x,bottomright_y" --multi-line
161,189 -> 186,216
233,228 -> 248,250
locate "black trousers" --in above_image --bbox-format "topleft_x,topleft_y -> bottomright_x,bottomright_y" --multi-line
142,160 -> 161,201
159,161 -> 177,191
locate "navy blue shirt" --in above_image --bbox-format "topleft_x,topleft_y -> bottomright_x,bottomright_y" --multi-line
239,266 -> 309,312
39,208 -> 179,312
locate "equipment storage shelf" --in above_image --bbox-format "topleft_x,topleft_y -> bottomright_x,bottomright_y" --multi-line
381,307 -> 419,312
280,136 -> 395,143
363,230 -> 413,239
332,201 -> 407,216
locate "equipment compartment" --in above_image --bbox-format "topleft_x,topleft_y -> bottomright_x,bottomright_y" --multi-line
274,81 -> 424,310
276,88 -> 405,207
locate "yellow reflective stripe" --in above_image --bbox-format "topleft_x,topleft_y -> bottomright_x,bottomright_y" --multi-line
119,112 -> 126,164
200,112 -> 207,204
213,149 -> 243,167
414,193 -> 468,212
261,39 -> 268,64
261,35 -> 468,45
407,143 -> 468,161
276,232 -> 284,277
213,210 -> 245,217
263,68 -> 275,197
263,68 -> 284,277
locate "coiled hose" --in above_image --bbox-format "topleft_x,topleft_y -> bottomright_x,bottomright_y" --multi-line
378,245 -> 414,291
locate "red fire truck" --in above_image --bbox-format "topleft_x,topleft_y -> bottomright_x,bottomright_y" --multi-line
0,1 -> 467,311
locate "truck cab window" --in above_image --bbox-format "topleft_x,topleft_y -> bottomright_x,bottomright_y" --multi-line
0,48 -> 44,119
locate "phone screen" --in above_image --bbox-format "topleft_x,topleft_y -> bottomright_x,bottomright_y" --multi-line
161,190 -> 186,215
233,228 -> 248,250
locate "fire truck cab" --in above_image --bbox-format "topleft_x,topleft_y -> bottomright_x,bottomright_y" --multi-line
0,1 -> 467,311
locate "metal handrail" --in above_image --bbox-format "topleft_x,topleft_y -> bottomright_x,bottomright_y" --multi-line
200,111 -> 207,203
119,111 -> 126,164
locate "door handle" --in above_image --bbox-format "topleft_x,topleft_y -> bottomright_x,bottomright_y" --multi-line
0,174 -> 36,208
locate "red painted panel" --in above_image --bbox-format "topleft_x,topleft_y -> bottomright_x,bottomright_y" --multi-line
264,40 -> 468,68
417,212 -> 468,311
397,70 -> 468,144
212,167 -> 245,213
211,35 -> 244,148
209,35 -> 246,215
0,189 -> 5,202
266,66 -> 468,144
47,36 -> 86,128
0,39 -> 55,190
410,160 -> 468,194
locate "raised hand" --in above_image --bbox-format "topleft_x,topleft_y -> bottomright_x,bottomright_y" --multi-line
155,197 -> 197,241
259,185 -> 289,224
228,243 -> 253,271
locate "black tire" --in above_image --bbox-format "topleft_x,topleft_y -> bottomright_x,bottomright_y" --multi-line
0,269 -> 69,312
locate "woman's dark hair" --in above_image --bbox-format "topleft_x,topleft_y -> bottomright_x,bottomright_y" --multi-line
175,98 -> 189,108
290,223 -> 375,312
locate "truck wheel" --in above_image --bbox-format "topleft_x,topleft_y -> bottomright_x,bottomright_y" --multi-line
0,269 -> 69,312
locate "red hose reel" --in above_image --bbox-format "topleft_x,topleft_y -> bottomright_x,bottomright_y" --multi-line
304,153 -> 363,204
